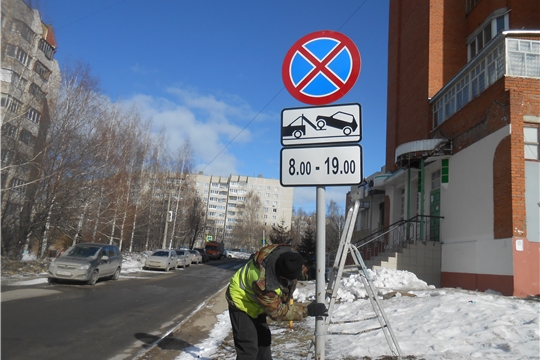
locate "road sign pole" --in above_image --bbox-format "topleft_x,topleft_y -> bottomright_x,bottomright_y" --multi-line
315,186 -> 326,360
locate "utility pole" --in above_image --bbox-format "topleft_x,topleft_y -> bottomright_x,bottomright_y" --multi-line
315,186 -> 326,359
162,193 -> 172,249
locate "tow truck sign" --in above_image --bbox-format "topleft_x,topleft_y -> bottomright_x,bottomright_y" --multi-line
281,103 -> 361,146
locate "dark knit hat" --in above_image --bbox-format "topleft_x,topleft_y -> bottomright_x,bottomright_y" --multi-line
275,252 -> 303,280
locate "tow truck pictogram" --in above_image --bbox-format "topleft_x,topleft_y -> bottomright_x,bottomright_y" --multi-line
282,111 -> 358,139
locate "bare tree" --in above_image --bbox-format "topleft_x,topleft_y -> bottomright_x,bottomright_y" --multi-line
326,200 -> 345,251
231,191 -> 264,251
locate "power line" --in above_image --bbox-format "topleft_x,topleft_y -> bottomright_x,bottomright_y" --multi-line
200,1 -> 370,173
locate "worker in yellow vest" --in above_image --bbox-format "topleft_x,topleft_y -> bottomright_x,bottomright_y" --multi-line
226,244 -> 327,359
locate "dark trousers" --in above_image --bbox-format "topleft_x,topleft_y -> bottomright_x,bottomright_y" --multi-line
229,305 -> 272,360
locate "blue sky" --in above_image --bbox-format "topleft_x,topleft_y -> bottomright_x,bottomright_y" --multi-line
38,0 -> 389,213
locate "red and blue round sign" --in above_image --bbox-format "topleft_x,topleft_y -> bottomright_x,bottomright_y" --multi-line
282,30 -> 361,106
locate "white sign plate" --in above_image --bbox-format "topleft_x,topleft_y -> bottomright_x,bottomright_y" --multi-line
280,144 -> 363,187
281,103 -> 361,146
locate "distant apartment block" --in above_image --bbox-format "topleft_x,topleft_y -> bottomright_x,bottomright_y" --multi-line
193,173 -> 294,241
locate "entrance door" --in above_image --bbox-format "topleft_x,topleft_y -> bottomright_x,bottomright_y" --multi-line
430,189 -> 440,241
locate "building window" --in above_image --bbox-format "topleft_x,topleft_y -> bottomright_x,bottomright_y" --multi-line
2,150 -> 14,164
10,71 -> 28,90
400,189 -> 405,220
1,93 -> 22,113
465,0 -> 480,14
1,122 -> 18,138
10,178 -> 26,193
38,38 -> 55,60
34,61 -> 51,81
5,44 -> 29,66
29,83 -> 45,100
273,208 -> 277,213
507,39 -> 540,78
274,194 -> 278,199
524,125 -> 539,160
431,170 -> 441,190
467,11 -> 508,61
433,40 -> 506,127
11,20 -> 34,43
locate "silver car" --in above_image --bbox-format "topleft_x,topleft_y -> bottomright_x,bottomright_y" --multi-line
48,243 -> 122,285
174,249 -> 191,268
144,249 -> 177,271
188,249 -> 203,265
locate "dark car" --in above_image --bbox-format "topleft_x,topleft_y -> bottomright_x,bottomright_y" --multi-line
315,111 -> 358,135
195,248 -> 210,263
48,243 -> 122,285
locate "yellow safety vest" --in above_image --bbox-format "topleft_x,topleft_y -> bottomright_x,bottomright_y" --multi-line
228,260 -> 282,318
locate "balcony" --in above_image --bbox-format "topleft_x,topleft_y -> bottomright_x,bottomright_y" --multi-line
431,31 -> 540,128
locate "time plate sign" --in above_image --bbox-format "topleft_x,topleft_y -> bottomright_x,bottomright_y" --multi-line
280,144 -> 363,187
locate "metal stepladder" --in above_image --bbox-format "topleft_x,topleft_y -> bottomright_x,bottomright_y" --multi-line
306,198 -> 403,359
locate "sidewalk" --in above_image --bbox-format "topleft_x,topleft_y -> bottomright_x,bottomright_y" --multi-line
135,285 -> 231,360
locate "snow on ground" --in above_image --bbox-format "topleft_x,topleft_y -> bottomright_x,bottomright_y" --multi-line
5,254 -> 539,359
176,268 -> 540,360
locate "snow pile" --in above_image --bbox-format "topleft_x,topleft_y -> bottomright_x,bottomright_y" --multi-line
182,268 -> 540,360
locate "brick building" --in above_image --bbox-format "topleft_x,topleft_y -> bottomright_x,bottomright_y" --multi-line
350,0 -> 539,296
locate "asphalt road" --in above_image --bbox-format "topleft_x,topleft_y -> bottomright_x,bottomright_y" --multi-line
1,257 -> 247,360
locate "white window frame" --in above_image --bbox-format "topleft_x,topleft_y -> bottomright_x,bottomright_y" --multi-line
467,10 -> 509,62
524,125 -> 539,160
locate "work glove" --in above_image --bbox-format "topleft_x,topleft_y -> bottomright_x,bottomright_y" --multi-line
307,302 -> 328,317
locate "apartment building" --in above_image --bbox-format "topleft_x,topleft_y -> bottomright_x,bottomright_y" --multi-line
350,0 -> 539,297
193,173 -> 294,243
1,0 -> 60,235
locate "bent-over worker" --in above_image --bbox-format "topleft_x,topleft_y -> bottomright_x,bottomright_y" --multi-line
226,244 -> 327,360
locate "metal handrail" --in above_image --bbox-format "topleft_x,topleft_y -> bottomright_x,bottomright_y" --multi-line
326,215 -> 444,264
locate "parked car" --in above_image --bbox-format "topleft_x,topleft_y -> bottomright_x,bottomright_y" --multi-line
174,249 -> 192,268
48,243 -> 122,285
144,249 -> 177,271
188,249 -> 203,265
194,248 -> 210,263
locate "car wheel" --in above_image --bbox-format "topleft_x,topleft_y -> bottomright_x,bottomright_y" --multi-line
111,267 -> 121,280
48,277 -> 57,285
165,264 -> 170,272
87,270 -> 99,285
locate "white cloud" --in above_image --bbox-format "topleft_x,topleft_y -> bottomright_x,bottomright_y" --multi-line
126,88 -> 258,176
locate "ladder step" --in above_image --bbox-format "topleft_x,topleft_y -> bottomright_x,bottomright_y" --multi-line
327,326 -> 383,336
